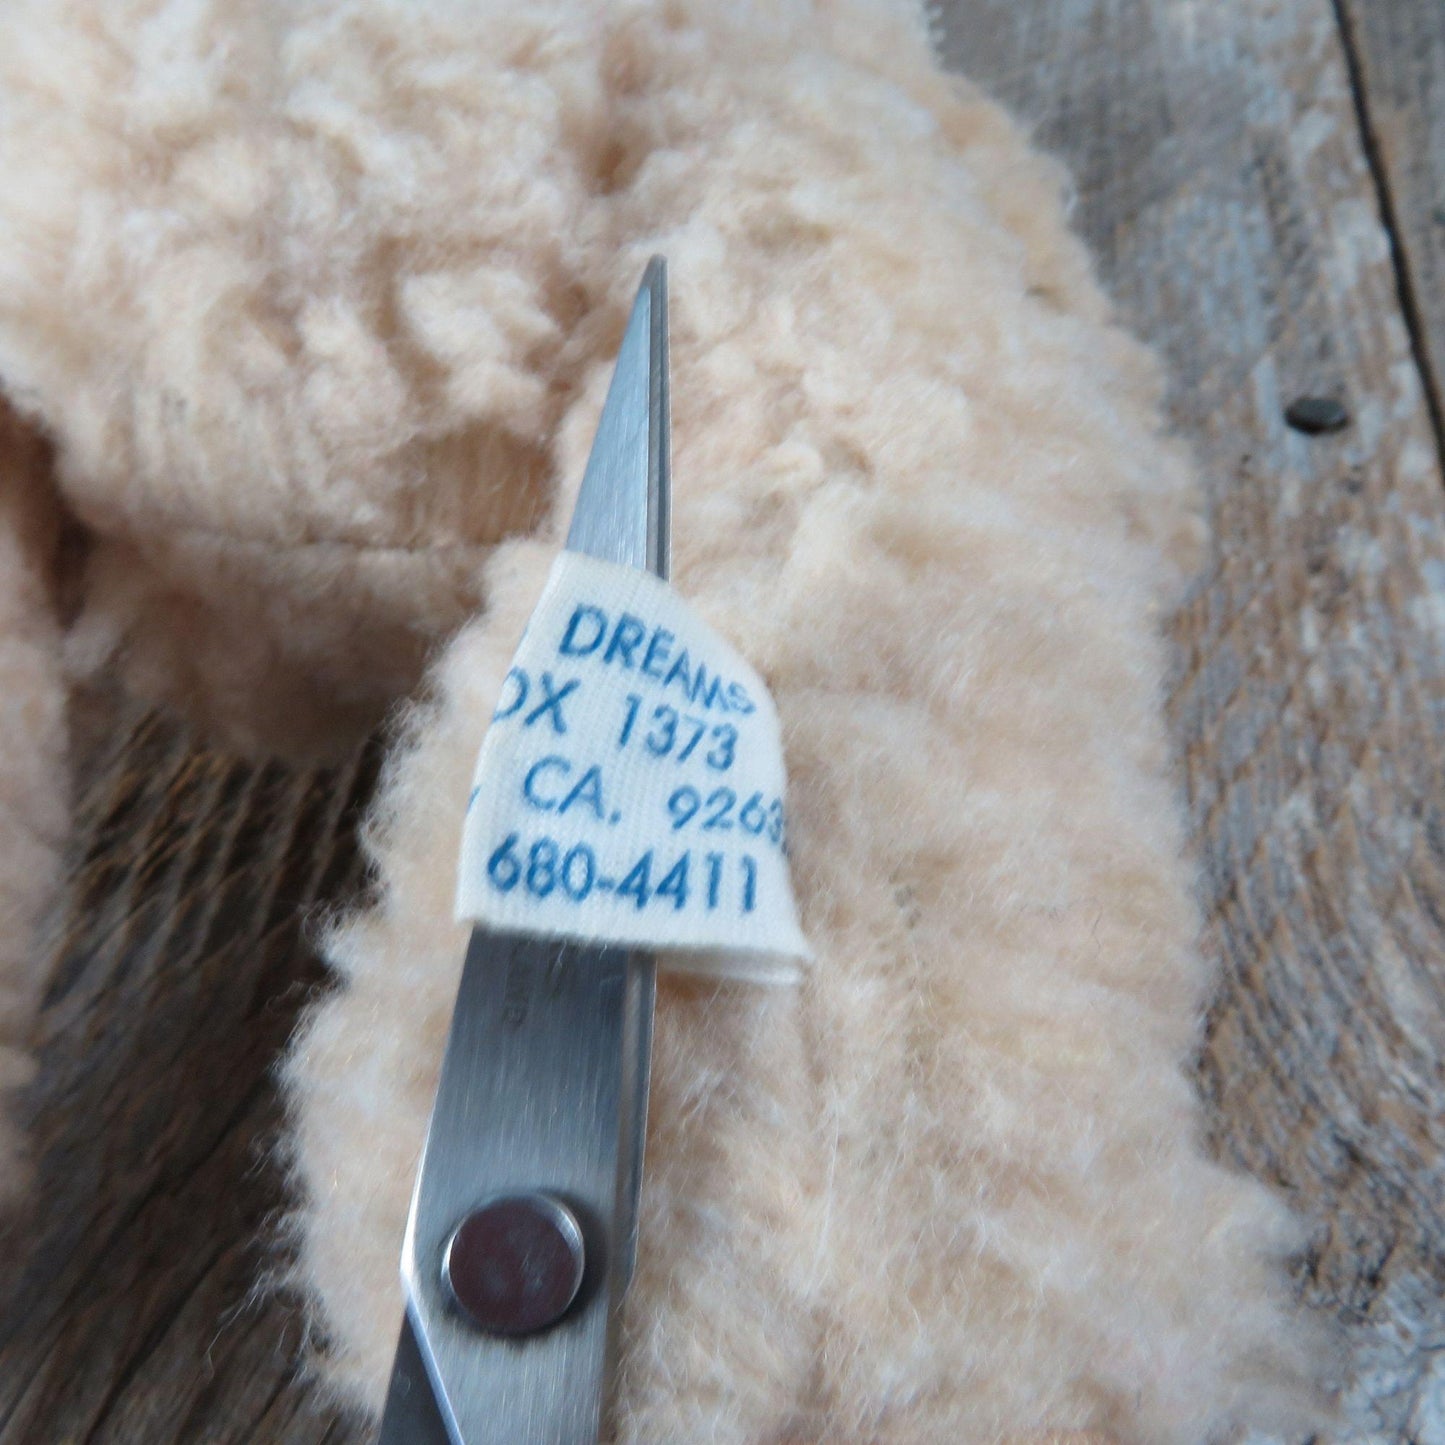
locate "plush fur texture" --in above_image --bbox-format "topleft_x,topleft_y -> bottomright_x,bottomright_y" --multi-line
0,0 -> 1326,1437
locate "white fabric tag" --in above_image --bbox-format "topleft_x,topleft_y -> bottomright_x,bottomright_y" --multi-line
456,553 -> 811,982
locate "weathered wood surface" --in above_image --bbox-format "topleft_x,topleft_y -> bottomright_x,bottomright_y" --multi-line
1337,0 -> 1445,452
4,0 -> 1445,1439
0,703 -> 375,1443
934,0 -> 1445,1436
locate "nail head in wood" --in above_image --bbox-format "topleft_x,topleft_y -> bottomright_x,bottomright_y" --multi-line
1285,396 -> 1350,435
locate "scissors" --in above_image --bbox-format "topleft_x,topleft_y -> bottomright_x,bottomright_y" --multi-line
378,259 -> 670,1444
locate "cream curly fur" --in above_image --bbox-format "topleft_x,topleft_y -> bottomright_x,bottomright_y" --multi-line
0,0 -> 1325,1437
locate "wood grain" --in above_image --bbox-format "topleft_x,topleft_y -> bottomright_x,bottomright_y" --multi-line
933,0 -> 1445,1436
0,699 -> 376,1443
5,0 -> 1445,1440
1336,0 -> 1445,453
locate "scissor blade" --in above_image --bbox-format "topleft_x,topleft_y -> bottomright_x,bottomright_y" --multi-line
380,260 -> 669,1445
567,256 -> 669,579
388,937 -> 654,1445
377,1312 -> 454,1445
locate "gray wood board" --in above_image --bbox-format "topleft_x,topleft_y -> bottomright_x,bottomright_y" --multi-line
931,0 -> 1445,1437
1337,0 -> 1445,453
0,706 -> 372,1443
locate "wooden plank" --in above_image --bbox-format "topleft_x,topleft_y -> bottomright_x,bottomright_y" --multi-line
931,0 -> 1445,1437
0,698 -> 374,1444
1335,0 -> 1445,452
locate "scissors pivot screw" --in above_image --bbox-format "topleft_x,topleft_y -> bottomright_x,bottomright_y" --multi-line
442,1192 -> 586,1336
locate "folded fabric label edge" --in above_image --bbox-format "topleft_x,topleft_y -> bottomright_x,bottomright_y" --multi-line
455,552 -> 811,978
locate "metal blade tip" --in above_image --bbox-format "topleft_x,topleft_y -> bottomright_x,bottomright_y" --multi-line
565,259 -> 670,580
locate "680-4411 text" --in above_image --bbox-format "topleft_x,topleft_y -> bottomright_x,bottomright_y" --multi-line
486,834 -> 760,915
